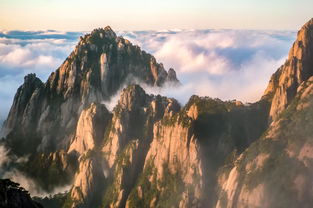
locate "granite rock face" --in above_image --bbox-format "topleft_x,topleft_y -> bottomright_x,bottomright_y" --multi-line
263,18 -> 313,121
68,103 -> 111,156
69,85 -> 268,208
70,152 -> 107,208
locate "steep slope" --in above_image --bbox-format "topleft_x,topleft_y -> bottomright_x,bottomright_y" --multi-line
2,26 -> 179,154
71,85 -> 180,207
216,18 -> 313,208
102,90 -> 268,208
70,151 -> 106,208
68,103 -> 112,156
216,77 -> 313,208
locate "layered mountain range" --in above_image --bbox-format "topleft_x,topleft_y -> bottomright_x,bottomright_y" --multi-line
1,18 -> 313,208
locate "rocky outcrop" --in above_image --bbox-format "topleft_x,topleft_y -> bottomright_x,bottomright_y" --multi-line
0,179 -> 43,208
70,151 -> 107,208
68,103 -> 111,156
100,87 -> 269,208
126,114 -> 202,208
41,82 -> 268,208
2,26 -> 179,154
101,85 -> 182,208
3,74 -> 44,136
68,103 -> 111,207
263,18 -> 313,121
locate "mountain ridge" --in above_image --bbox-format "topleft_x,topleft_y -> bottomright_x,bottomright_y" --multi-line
1,26 -> 179,153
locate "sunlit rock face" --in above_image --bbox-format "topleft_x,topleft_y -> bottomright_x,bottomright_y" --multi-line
2,26 -> 179,154
101,84 -> 183,208
68,103 -> 111,156
70,152 -> 107,208
126,113 -> 203,208
263,18 -> 313,121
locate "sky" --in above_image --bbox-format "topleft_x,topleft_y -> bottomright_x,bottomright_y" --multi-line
0,0 -> 312,31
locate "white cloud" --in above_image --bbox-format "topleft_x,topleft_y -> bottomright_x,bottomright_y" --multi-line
119,29 -> 295,103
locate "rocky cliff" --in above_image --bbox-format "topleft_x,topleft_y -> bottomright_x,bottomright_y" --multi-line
263,18 -> 313,121
63,85 -> 269,208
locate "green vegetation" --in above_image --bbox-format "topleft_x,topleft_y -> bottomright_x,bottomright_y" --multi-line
80,149 -> 103,162
127,159 -> 186,208
127,159 -> 159,208
157,162 -> 185,207
61,192 -> 76,208
102,141 -> 138,207
18,152 -> 78,192
4,131 -> 41,156
184,95 -> 238,115
161,110 -> 191,128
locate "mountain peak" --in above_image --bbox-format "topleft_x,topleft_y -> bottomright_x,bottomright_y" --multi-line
288,18 -> 313,60
91,26 -> 116,39
3,26 -> 179,153
78,26 -> 117,47
118,84 -> 148,111
302,18 -> 313,29
104,25 -> 114,31
24,73 -> 37,82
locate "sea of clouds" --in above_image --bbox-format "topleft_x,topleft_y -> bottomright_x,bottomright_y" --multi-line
0,28 -> 296,124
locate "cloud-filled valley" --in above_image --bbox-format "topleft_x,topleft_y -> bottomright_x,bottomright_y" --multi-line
0,28 -> 296,123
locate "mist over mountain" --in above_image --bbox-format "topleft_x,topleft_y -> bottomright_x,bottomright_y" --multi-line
0,29 -> 295,122
1,18 -> 313,208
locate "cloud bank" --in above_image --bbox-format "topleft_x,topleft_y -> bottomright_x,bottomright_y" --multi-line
0,30 -> 82,123
118,29 -> 296,104
0,29 -> 296,122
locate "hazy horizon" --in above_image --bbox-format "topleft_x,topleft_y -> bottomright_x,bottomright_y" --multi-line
1,0 -> 312,31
